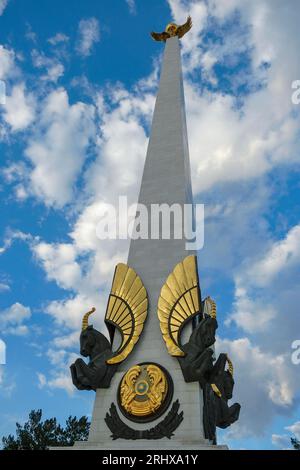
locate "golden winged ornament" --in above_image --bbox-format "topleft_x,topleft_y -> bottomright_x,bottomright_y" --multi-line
157,255 -> 202,356
105,263 -> 148,364
151,16 -> 192,42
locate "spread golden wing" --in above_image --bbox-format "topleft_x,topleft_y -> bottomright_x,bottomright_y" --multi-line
157,255 -> 201,356
177,15 -> 192,39
150,31 -> 170,42
105,263 -> 148,364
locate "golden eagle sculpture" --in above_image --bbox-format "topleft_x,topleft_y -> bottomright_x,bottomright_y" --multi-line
151,16 -> 192,42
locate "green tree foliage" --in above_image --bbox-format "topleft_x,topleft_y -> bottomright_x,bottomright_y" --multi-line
2,409 -> 90,450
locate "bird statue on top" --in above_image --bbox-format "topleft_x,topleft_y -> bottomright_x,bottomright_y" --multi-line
151,16 -> 192,42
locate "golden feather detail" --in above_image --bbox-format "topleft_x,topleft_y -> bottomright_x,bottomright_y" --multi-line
157,255 -> 201,357
105,264 -> 148,365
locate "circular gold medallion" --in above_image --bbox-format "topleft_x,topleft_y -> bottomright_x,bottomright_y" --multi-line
118,362 -> 173,423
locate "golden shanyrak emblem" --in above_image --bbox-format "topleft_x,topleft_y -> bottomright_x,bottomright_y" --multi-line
151,16 -> 192,42
118,363 -> 173,423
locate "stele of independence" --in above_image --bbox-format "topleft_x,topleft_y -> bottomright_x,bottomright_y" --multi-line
68,17 -> 241,450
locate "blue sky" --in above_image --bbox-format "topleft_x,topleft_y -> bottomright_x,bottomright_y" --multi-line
0,0 -> 300,450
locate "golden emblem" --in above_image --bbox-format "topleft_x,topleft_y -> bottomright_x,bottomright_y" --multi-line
151,16 -> 192,42
119,363 -> 172,421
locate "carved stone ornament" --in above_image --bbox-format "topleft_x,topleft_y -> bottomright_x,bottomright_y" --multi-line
105,400 -> 183,440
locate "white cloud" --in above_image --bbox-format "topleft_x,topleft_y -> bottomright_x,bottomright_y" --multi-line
37,348 -> 78,395
0,0 -> 8,16
0,365 -> 15,396
48,33 -> 69,46
216,337 -> 298,438
0,230 -> 33,255
286,421 -> 300,440
227,223 -> 300,334
4,325 -> 29,336
0,282 -> 10,292
37,370 -> 74,395
271,433 -> 291,449
25,87 -> 96,207
245,224 -> 300,288
46,373 -> 74,395
272,420 -> 300,449
126,0 -> 136,15
168,0 -> 208,58
0,302 -> 31,336
0,46 -> 28,136
2,82 -> 36,131
31,49 -> 64,82
76,17 -> 100,57
227,287 -> 277,334
0,339 -> 5,365
37,372 -> 46,389
33,242 -> 82,290
45,295 -> 95,330
0,303 -> 31,325
2,162 -> 28,184
31,79 -> 155,333
81,86 -> 153,219
0,45 -> 16,80
52,331 -> 78,349
25,24 -> 37,43
14,184 -> 28,200
185,86 -> 300,194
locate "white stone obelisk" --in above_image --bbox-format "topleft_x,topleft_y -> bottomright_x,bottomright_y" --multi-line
73,36 -> 226,450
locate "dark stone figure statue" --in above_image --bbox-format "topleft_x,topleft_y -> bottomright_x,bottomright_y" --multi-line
209,353 -> 241,428
169,293 -> 240,441
203,353 -> 241,441
178,314 -> 218,385
203,382 -> 217,443
70,309 -> 117,391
